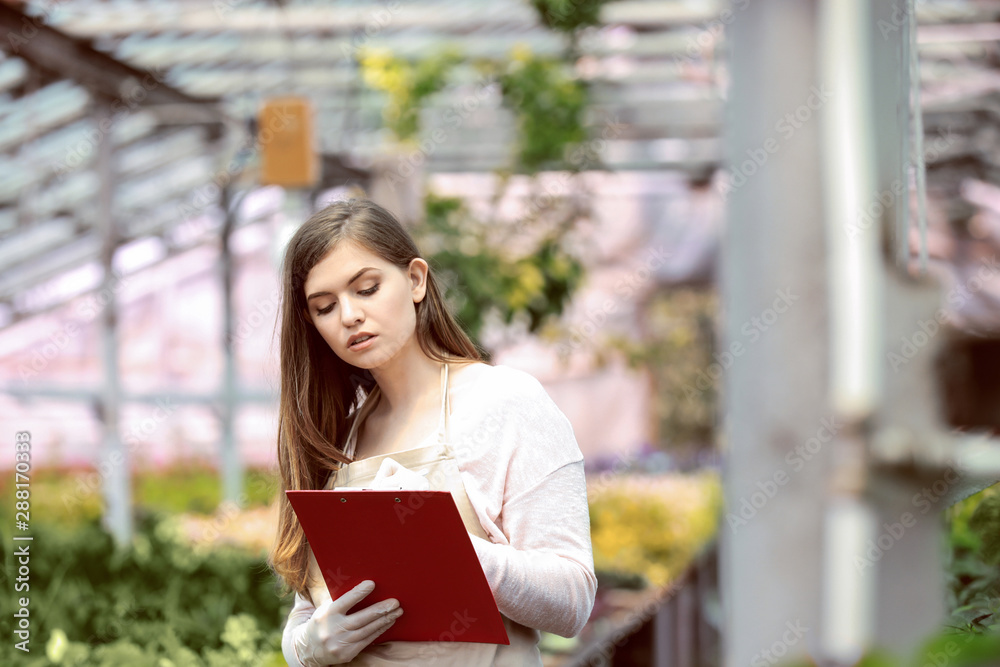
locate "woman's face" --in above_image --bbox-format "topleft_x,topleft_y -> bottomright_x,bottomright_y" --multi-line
303,239 -> 427,370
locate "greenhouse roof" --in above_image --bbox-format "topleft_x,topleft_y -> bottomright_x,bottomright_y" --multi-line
0,0 -> 999,327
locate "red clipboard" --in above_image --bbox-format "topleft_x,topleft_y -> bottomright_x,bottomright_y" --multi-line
286,489 -> 510,645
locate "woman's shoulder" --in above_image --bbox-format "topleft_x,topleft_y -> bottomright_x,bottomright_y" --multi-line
453,361 -> 547,401
453,362 -> 582,471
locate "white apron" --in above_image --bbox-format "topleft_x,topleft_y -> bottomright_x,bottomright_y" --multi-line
304,362 -> 543,666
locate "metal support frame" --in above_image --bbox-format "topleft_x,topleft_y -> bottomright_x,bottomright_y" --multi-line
95,99 -> 132,547
0,4 -> 224,131
220,185 -> 242,505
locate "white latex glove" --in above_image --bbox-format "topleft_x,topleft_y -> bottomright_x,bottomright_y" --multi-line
349,457 -> 431,491
291,580 -> 403,666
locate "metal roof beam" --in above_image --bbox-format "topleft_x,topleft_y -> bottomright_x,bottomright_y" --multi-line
41,0 -> 1000,37
0,111 -> 178,205
0,3 -> 225,129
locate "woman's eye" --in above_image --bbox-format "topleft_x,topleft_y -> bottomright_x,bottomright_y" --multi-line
315,284 -> 377,316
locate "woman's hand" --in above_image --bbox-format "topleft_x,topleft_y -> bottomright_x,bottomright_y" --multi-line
292,580 -> 404,666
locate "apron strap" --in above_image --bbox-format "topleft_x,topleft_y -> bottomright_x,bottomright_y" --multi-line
437,361 -> 449,445
344,362 -> 449,458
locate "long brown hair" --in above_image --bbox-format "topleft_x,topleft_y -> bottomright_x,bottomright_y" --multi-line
266,197 -> 483,602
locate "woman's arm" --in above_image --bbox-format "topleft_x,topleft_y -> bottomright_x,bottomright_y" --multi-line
470,458 -> 597,637
282,591 -> 317,667
460,371 -> 598,638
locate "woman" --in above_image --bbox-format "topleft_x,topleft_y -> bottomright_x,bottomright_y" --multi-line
267,198 -> 596,666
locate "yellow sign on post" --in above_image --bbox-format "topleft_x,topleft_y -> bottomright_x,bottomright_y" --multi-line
259,97 -> 318,188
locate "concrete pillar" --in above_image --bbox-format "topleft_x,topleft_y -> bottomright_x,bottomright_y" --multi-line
721,2 -> 829,664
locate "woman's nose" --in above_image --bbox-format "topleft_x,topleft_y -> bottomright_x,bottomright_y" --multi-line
340,298 -> 363,325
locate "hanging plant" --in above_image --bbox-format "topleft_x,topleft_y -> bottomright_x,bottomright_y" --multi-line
529,0 -> 617,35
359,47 -> 463,143
416,193 -> 584,348
483,45 -> 589,173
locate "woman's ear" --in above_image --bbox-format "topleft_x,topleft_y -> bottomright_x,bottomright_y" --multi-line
409,258 -> 429,303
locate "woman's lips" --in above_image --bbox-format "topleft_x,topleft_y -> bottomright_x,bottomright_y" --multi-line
349,334 -> 376,350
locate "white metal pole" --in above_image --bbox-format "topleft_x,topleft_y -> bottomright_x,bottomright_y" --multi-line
96,99 -> 132,547
817,0 -> 881,659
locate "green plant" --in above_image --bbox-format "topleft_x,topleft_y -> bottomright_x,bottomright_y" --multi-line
0,513 -> 289,666
356,40 -> 595,354
603,287 -> 718,448
529,0 -> 619,34
417,192 -> 584,346
587,471 -> 721,587
485,45 -> 589,172
359,47 -> 463,143
0,465 -> 277,525
778,631 -> 1000,667
945,484 -> 1000,634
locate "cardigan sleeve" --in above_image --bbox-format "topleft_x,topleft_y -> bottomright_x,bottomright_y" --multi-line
471,460 -> 597,637
467,374 -> 598,637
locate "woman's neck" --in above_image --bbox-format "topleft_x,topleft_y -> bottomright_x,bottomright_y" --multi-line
367,342 -> 443,418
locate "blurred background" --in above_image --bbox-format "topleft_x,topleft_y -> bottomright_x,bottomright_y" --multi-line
0,0 -> 999,665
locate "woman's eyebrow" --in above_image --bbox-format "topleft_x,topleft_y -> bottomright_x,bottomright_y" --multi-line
306,267 -> 379,301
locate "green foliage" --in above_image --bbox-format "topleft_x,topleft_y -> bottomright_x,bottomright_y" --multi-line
487,45 -> 589,172
359,43 -> 589,174
359,47 -> 464,143
529,0 -> 618,33
603,288 -> 718,448
355,43 -> 594,351
0,513 -> 288,666
777,485 -> 1000,667
417,193 -> 584,346
588,471 -> 721,587
0,465 -> 277,526
967,490 -> 1000,564
945,484 -> 1000,634
777,631 -> 1000,667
